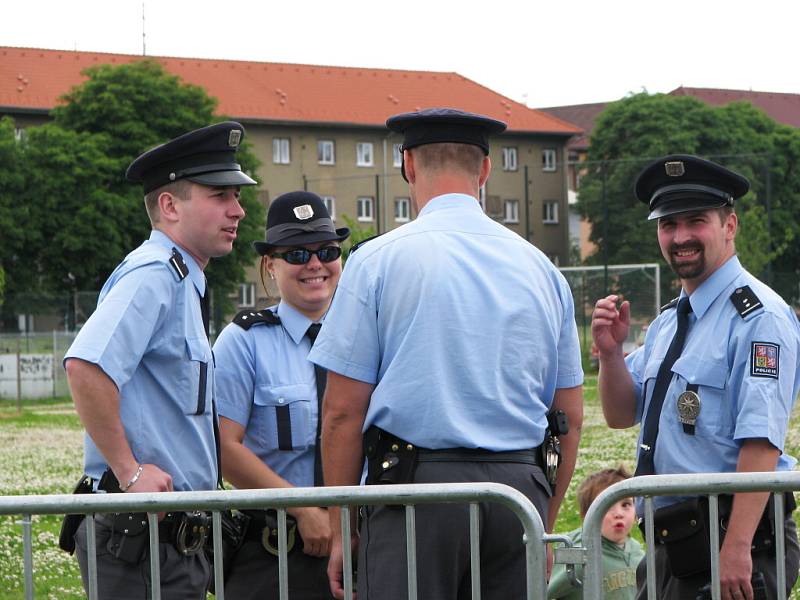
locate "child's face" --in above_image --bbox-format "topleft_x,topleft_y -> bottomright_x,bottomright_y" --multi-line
600,497 -> 636,544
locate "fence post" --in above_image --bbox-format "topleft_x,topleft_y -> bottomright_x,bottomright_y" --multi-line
52,329 -> 57,397
16,337 -> 21,411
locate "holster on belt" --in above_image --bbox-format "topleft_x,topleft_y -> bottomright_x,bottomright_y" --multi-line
58,474 -> 94,554
364,426 -> 419,485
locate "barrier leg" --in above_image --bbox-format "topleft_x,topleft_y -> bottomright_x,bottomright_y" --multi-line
212,511 -> 225,600
21,514 -> 33,600
405,505 -> 417,600
148,513 -> 161,600
644,498 -> 656,600
341,506 -> 354,600
775,493 -> 787,600
86,514 -> 98,600
278,508 -> 288,600
469,503 -> 481,600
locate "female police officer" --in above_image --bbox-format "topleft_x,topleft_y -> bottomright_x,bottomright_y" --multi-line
213,191 -> 349,600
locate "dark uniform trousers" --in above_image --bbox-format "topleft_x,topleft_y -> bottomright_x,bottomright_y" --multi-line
74,514 -> 210,600
635,515 -> 800,600
223,538 -> 333,600
358,459 -> 551,600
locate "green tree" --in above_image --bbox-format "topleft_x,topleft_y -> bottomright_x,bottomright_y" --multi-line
578,93 -> 800,302
340,215 -> 377,262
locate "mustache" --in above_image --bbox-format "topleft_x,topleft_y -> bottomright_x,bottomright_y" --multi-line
669,243 -> 703,254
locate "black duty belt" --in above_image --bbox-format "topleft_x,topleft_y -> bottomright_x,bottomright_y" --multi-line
417,447 -> 542,466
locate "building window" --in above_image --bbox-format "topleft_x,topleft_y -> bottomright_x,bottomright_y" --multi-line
318,140 -> 335,165
502,147 -> 518,171
542,149 -> 557,172
272,138 -> 290,164
356,142 -> 374,167
322,196 -> 336,220
543,201 -> 559,224
357,196 -> 374,222
395,197 -> 410,222
14,127 -> 26,143
238,283 -> 255,307
393,143 -> 403,168
504,199 -> 520,223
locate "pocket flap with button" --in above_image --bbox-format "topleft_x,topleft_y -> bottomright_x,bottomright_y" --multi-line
186,337 -> 211,364
672,356 -> 727,390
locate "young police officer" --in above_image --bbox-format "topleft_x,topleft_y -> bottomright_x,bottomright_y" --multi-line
310,108 -> 584,600
64,121 -> 256,599
591,155 -> 800,600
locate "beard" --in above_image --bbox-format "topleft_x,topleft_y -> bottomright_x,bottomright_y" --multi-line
667,244 -> 706,280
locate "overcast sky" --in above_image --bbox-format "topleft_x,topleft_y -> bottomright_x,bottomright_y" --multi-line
3,0 -> 797,108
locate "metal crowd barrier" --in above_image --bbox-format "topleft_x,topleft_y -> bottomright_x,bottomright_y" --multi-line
0,482 -> 547,600
581,471 -> 800,600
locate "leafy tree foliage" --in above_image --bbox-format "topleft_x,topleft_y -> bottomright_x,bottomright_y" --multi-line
577,93 -> 800,302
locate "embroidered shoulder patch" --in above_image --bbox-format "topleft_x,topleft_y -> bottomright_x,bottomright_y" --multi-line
751,342 -> 779,378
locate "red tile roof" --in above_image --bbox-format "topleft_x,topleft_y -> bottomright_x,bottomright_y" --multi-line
0,46 -> 580,135
669,87 -> 800,128
538,102 -> 608,151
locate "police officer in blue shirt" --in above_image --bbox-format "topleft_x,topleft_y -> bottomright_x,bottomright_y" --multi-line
64,121 -> 256,599
592,155 -> 800,600
310,108 -> 585,600
214,191 -> 348,600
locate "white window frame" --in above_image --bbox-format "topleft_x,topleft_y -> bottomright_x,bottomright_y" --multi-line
318,140 -> 335,165
357,196 -> 374,222
542,148 -> 557,172
356,142 -> 374,167
238,283 -> 255,308
322,196 -> 336,221
543,201 -> 559,224
394,197 -> 410,223
502,147 -> 518,171
504,199 -> 520,223
392,143 -> 403,168
272,138 -> 290,164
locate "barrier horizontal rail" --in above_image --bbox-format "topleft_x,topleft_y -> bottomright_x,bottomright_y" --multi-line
582,471 -> 800,600
0,481 -> 546,600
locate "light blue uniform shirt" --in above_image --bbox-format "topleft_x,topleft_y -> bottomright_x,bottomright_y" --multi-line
626,256 -> 800,510
310,193 -> 583,451
214,302 -> 318,487
65,230 -> 216,491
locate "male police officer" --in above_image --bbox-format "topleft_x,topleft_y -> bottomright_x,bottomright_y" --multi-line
64,121 -> 256,599
591,155 -> 800,600
310,108 -> 584,600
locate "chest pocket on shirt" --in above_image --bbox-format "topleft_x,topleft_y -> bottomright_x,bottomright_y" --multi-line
185,337 -> 212,416
671,356 -> 730,435
253,383 -> 313,451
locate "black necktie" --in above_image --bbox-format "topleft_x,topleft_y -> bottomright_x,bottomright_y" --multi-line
199,285 -> 223,489
635,297 -> 693,477
306,323 -> 326,486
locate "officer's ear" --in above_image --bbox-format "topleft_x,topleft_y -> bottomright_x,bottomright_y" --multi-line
404,149 -> 417,184
478,156 -> 491,187
725,210 -> 738,241
158,191 -> 181,223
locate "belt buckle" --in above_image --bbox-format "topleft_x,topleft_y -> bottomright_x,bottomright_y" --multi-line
175,511 -> 209,556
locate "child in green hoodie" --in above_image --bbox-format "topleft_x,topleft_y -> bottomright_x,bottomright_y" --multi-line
548,466 -> 644,600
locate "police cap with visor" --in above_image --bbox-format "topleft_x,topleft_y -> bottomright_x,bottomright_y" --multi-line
634,154 -> 750,220
126,121 -> 257,193
253,191 -> 350,256
386,108 -> 507,181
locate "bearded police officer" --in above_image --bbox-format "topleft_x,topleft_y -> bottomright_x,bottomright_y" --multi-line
310,108 -> 584,600
63,122 -> 256,599
591,154 -> 800,600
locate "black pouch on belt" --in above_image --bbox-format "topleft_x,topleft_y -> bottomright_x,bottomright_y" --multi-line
363,426 -> 419,485
58,474 -> 94,554
653,498 -> 711,578
107,512 -> 150,564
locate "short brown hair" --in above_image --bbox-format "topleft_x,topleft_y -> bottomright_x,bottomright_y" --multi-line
716,205 -> 735,222
411,143 -> 484,177
143,179 -> 193,224
577,465 -> 632,517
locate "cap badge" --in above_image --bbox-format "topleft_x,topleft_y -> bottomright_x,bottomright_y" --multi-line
664,161 -> 685,177
293,204 -> 314,220
228,130 -> 242,147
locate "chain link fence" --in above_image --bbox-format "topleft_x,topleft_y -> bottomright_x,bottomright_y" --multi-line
0,331 -> 77,400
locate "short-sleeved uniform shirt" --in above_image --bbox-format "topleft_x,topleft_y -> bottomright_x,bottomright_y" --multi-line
64,230 -> 216,491
309,193 -> 583,450
626,256 -> 800,510
214,302 -> 319,487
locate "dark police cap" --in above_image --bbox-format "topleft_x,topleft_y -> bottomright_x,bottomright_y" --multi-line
634,154 -> 750,220
386,108 -> 507,154
253,191 -> 350,256
126,121 -> 257,193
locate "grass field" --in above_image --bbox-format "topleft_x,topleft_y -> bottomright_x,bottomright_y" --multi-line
1,380 -> 799,599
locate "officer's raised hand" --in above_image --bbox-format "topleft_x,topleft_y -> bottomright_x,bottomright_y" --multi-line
294,506 -> 331,557
591,295 -> 630,358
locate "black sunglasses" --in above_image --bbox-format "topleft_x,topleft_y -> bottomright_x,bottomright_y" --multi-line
270,245 -> 342,265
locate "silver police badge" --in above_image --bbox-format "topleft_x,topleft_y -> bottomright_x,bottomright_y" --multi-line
293,204 -> 314,220
228,129 -> 242,147
665,161 -> 685,177
677,390 -> 701,434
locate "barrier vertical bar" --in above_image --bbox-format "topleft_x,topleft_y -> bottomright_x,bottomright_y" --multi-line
708,495 -> 720,600
341,506 -> 354,600
405,504 -> 417,600
212,511 -> 225,600
278,508 -> 289,600
644,498 -> 656,600
86,514 -> 99,600
22,514 -> 33,600
469,503 -> 480,600
148,513 -> 161,600
775,492 -> 787,600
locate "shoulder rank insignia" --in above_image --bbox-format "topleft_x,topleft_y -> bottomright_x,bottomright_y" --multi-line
751,341 -> 779,378
168,247 -> 189,281
730,285 -> 763,318
660,297 -> 680,313
233,309 -> 281,331
349,234 -> 381,256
